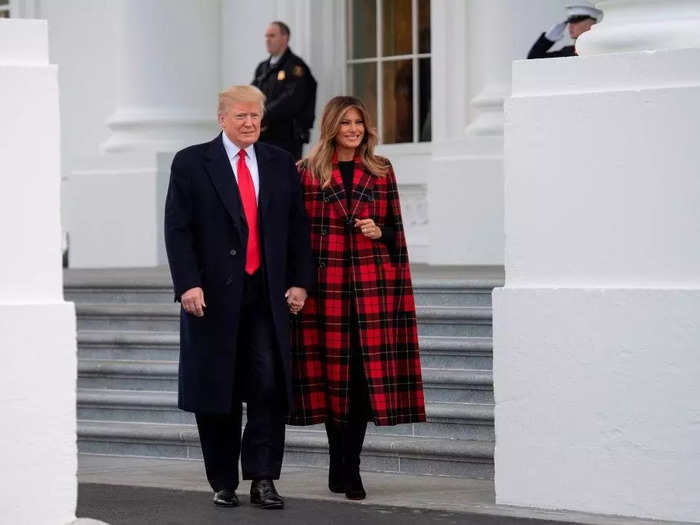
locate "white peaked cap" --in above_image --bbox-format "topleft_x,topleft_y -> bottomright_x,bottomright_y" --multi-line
566,3 -> 603,21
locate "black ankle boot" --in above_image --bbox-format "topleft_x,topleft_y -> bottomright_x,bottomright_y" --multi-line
325,421 -> 344,493
343,466 -> 366,500
342,419 -> 368,500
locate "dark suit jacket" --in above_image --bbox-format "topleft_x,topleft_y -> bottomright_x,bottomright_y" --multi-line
527,33 -> 576,59
164,134 -> 312,414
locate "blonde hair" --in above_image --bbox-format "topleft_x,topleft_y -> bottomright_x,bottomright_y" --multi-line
218,85 -> 266,115
305,96 -> 388,188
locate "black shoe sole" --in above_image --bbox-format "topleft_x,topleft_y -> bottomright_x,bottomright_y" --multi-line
345,492 -> 366,500
213,499 -> 240,507
251,499 -> 284,510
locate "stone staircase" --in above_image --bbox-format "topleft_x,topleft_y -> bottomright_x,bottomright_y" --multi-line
66,266 -> 503,479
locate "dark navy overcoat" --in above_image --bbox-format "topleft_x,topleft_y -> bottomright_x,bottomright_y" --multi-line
164,134 -> 312,414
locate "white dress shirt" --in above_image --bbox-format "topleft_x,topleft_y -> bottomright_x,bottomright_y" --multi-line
221,132 -> 260,201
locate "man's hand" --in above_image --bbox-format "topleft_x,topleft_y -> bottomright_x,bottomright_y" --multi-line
285,286 -> 307,315
182,287 -> 206,317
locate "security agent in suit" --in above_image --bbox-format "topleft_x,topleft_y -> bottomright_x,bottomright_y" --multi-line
527,4 -> 603,59
252,21 -> 317,161
164,85 -> 312,510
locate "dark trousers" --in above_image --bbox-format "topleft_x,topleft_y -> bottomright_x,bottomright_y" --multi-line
325,309 -> 372,472
195,271 -> 286,491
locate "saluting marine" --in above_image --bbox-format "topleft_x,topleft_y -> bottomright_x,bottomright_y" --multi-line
253,21 -> 317,160
527,4 -> 603,59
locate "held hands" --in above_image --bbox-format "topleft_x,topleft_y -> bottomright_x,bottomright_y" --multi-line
545,21 -> 567,41
182,287 -> 206,317
286,286 -> 307,315
355,218 -> 382,240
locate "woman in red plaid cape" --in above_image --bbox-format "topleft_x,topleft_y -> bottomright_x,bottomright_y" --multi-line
289,96 -> 426,500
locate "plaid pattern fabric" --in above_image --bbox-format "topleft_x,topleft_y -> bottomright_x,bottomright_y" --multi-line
289,155 -> 426,427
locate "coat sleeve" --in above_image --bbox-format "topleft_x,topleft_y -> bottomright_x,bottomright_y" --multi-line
263,63 -> 313,124
384,163 -> 410,268
527,33 -> 556,59
285,156 -> 313,291
164,152 -> 202,301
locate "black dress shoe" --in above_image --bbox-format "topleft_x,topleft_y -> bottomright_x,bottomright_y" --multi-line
250,479 -> 284,509
213,489 -> 240,507
344,469 -> 366,500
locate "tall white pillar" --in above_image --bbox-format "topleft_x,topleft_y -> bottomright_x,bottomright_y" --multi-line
463,0 -> 512,137
494,1 -> 700,521
429,0 -> 563,265
102,0 -> 220,154
0,18 -> 85,524
68,0 -> 221,268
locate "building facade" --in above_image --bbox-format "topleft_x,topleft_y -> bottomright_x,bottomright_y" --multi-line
9,0 -> 570,268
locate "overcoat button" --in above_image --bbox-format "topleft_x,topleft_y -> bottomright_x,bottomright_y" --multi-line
318,261 -> 326,268
229,249 -> 237,256
225,276 -> 233,285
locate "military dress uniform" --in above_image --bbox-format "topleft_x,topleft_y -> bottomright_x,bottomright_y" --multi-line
527,34 -> 576,59
252,48 -> 317,160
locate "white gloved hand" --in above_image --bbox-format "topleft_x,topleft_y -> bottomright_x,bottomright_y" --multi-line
545,21 -> 567,42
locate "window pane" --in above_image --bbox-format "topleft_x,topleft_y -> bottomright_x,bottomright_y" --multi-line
351,63 -> 378,129
0,11 -> 9,18
382,0 -> 412,57
351,0 -> 377,59
382,60 -> 413,144
419,58 -> 431,142
418,0 -> 430,53
0,0 -> 9,5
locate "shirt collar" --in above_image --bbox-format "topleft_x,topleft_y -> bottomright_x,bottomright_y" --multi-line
221,132 -> 255,161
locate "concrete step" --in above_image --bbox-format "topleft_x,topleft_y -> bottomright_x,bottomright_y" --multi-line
77,330 -> 492,370
77,420 -> 494,479
78,330 -> 180,361
77,360 -> 493,404
418,335 -> 492,370
77,389 -> 494,441
75,303 -> 493,336
417,306 -> 492,337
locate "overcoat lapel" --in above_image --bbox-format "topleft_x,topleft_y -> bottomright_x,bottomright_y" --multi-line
255,143 -> 271,221
204,134 -> 244,238
326,152 -> 350,219
349,155 -> 375,219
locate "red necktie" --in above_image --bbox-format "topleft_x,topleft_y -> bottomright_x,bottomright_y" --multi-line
237,150 -> 261,275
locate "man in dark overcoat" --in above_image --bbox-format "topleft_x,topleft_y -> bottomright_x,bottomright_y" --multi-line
252,21 -> 316,160
164,85 -> 312,510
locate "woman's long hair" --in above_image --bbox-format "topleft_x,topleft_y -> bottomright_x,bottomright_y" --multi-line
306,96 -> 388,188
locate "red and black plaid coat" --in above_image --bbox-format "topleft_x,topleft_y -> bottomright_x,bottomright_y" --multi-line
289,154 -> 426,426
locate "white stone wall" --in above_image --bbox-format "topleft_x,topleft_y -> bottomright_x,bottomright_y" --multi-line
494,2 -> 700,520
0,18 -> 78,524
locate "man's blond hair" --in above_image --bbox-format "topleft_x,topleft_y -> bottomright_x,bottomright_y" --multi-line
218,85 -> 266,115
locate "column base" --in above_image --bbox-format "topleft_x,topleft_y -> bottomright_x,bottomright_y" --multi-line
493,287 -> 700,523
0,302 -> 77,524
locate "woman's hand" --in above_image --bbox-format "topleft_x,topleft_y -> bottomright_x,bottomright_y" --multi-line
355,218 -> 382,240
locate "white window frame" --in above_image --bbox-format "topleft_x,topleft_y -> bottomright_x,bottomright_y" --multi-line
346,0 -> 431,144
0,0 -> 11,18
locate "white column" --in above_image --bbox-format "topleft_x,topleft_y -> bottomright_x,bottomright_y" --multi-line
463,0 -> 512,137
102,0 -> 220,154
577,0 -> 700,55
0,19 -> 85,524
494,1 -> 700,522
